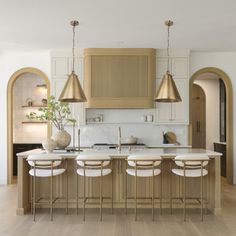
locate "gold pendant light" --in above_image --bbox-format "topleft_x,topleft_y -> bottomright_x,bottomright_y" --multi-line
154,20 -> 181,102
59,20 -> 87,103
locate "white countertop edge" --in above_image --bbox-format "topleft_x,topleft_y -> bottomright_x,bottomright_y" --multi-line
17,148 -> 222,158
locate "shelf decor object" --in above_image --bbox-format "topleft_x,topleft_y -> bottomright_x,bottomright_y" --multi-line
59,20 -> 87,103
26,96 -> 76,149
154,20 -> 182,102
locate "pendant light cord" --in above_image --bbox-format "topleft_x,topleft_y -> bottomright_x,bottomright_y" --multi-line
72,23 -> 75,72
167,22 -> 170,72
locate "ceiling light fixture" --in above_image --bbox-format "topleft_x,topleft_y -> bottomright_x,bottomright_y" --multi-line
154,20 -> 181,102
59,20 -> 87,103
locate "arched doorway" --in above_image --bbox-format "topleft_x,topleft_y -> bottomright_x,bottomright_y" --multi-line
7,67 -> 51,184
191,84 -> 206,149
189,67 -> 233,184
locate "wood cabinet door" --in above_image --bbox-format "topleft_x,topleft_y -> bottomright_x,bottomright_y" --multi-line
84,48 -> 156,108
191,84 -> 206,148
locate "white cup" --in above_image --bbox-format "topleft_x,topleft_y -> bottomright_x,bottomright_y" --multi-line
147,114 -> 153,122
141,115 -> 147,122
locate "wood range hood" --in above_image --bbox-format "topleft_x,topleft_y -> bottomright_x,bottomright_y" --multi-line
84,48 -> 156,108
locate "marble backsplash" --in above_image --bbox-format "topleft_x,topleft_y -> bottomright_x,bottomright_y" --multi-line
63,123 -> 189,147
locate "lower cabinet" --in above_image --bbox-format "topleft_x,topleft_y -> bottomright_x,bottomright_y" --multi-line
13,143 -> 42,176
214,142 -> 226,177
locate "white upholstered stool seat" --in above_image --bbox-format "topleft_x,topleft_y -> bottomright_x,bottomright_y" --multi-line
171,168 -> 208,178
126,168 -> 161,177
76,154 -> 113,221
29,168 -> 65,177
126,154 -> 162,221
77,168 -> 112,177
27,154 -> 68,221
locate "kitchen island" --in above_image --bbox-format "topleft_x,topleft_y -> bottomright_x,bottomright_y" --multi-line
16,148 -> 221,215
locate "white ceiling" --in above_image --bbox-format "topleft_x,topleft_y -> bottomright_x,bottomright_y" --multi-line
1,0 -> 236,52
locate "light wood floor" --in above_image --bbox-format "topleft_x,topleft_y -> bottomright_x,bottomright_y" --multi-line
0,178 -> 235,236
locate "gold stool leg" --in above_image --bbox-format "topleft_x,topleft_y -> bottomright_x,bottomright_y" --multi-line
66,160 -> 68,214
201,166 -> 203,221
125,160 -> 127,215
31,173 -> 33,215
76,173 -> 79,215
111,161 -> 113,214
100,165 -> 103,221
33,166 -> 36,222
50,165 -> 53,221
160,163 -> 162,215
152,164 -> 154,221
170,162 -> 173,215
183,166 -> 186,222
135,164 -> 137,221
83,168 -> 86,221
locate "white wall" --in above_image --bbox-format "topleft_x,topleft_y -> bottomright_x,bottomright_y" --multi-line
190,52 -> 236,183
194,79 -> 220,150
0,51 -> 50,184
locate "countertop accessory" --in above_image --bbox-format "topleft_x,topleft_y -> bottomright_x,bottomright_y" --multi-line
41,98 -> 47,106
166,131 -> 180,145
42,138 -> 57,153
59,20 -> 87,102
147,114 -> 153,122
141,115 -> 146,122
154,20 -> 181,102
26,98 -> 33,106
126,136 -> 138,144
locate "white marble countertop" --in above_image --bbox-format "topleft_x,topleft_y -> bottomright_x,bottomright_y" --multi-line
17,148 -> 222,159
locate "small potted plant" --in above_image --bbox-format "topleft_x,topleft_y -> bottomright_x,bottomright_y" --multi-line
27,96 -> 76,149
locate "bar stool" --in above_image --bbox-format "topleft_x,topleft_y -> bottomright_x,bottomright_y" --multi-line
76,154 -> 113,221
170,155 -> 209,221
27,154 -> 67,221
125,154 -> 162,221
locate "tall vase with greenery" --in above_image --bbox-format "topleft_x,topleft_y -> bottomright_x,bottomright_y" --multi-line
27,96 -> 76,149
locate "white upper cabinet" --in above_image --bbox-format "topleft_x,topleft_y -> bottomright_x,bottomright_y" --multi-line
172,57 -> 188,77
51,50 -> 85,125
52,57 -> 69,77
155,49 -> 189,125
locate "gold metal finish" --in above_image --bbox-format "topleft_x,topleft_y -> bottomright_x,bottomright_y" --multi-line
155,20 -> 182,103
126,158 -> 162,221
77,159 -> 113,221
165,20 -> 173,27
59,20 -> 86,102
154,71 -> 182,102
59,71 -> 87,102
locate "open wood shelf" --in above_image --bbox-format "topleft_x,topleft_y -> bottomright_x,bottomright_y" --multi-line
21,105 -> 47,108
21,121 -> 47,124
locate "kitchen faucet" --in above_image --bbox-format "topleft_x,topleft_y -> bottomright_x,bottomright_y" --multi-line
118,127 -> 121,151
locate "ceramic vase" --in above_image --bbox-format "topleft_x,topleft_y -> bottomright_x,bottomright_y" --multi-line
42,138 -> 57,153
54,130 -> 71,149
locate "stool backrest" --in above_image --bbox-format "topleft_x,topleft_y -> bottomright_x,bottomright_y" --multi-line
174,155 -> 209,168
27,154 -> 62,168
76,154 -> 111,168
127,154 -> 162,168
